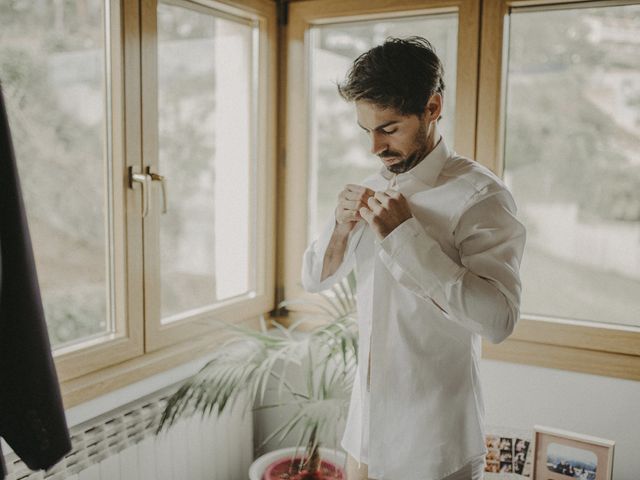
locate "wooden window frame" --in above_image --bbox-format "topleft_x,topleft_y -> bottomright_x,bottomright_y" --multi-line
280,0 -> 482,306
279,0 -> 640,383
52,0 -> 640,409
476,0 -> 640,381
55,0 -> 277,408
140,0 -> 277,351
54,0 -> 144,385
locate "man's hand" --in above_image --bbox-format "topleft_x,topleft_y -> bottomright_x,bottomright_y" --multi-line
359,189 -> 413,240
335,184 -> 375,235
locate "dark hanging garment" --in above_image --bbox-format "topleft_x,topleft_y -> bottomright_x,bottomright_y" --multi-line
0,83 -> 71,478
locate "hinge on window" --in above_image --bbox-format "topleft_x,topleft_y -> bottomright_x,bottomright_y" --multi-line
277,0 -> 289,26
271,285 -> 289,317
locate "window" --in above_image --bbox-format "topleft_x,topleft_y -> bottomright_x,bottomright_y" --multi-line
0,0 -> 277,405
503,3 -> 640,328
282,0 -> 480,301
142,0 -> 275,351
4,1 -> 113,350
3,0 -> 638,406
307,14 -> 459,240
477,0 -> 640,380
1,0 -> 143,384
284,0 -> 640,381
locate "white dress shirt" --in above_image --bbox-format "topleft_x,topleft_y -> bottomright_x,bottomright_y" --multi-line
301,133 -> 526,480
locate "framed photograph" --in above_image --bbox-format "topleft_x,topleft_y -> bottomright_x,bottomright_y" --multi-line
531,425 -> 615,480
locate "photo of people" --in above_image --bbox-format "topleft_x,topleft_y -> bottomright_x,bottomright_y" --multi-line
499,436 -> 513,473
484,434 -> 502,474
515,438 -> 531,475
545,442 -> 598,479
500,462 -> 513,473
484,433 -> 533,476
487,435 -> 500,449
500,437 -> 513,450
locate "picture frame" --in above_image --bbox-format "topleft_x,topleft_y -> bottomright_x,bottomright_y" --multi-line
531,425 -> 615,480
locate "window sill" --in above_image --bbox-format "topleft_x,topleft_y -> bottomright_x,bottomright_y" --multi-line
60,315 -> 261,409
482,338 -> 640,382
276,311 -> 640,382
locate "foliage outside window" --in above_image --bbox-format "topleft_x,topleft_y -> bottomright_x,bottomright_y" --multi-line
503,4 -> 640,328
0,0 -> 113,348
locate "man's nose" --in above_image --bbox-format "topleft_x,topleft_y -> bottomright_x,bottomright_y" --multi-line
370,132 -> 387,155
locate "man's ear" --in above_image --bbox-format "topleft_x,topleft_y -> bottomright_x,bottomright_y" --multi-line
424,93 -> 443,123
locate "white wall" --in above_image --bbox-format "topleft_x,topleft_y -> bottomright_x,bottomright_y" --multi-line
253,355 -> 640,479
480,358 -> 640,480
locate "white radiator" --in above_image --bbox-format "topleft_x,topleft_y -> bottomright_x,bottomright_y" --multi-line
2,386 -> 253,480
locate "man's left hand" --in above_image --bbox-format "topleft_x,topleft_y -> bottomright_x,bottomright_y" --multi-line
359,189 -> 413,240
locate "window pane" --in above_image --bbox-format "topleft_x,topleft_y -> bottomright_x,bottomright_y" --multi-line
308,14 -> 458,239
503,4 -> 640,327
0,2 -> 113,348
157,2 -> 256,322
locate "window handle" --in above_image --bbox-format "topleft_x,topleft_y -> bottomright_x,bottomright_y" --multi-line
147,167 -> 168,214
128,166 -> 151,217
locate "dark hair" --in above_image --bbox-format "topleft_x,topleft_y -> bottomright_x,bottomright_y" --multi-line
337,36 -> 445,116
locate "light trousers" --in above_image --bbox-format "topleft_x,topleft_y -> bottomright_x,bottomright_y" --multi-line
345,453 -> 485,480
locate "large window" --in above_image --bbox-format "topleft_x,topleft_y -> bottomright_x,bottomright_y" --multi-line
142,0 -> 274,351
477,0 -> 640,380
503,4 -> 640,328
307,14 -> 458,239
286,0 -> 640,381
0,0 -> 114,350
156,2 -> 257,321
2,0 -> 639,405
0,0 -> 277,405
282,0 -> 480,300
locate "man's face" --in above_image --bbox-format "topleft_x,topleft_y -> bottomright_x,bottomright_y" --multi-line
355,100 -> 431,174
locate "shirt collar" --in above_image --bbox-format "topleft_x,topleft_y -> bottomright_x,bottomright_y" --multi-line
379,127 -> 451,189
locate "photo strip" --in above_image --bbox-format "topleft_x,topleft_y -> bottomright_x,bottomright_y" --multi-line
485,433 -> 534,476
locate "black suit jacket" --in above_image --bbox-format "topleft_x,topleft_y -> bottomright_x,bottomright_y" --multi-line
0,84 -> 71,478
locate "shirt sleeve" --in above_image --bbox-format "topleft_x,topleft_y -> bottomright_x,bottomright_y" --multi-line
378,186 -> 526,344
301,212 -> 366,293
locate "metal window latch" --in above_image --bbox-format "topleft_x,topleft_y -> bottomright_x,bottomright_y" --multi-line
128,166 -> 151,217
147,167 -> 168,214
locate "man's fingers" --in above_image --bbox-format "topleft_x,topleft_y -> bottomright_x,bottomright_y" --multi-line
341,199 -> 370,211
343,189 -> 372,200
359,206 -> 374,224
374,190 -> 391,207
367,196 -> 384,214
345,184 -> 370,192
345,184 -> 375,197
336,207 -> 359,223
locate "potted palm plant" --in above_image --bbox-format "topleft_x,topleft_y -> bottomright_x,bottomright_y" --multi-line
155,272 -> 358,480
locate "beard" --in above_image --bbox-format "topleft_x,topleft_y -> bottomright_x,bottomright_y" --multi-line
380,120 -> 431,174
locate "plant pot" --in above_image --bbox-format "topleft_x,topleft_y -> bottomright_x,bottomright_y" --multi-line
249,446 -> 347,480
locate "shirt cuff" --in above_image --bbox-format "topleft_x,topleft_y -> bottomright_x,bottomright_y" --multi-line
378,216 -> 464,299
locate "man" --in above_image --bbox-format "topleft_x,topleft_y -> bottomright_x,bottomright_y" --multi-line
301,37 -> 526,480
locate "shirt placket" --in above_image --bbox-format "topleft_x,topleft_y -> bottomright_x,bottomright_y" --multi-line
366,173 -> 398,393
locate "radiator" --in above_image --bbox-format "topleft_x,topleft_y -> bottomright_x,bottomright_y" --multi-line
2,385 -> 254,480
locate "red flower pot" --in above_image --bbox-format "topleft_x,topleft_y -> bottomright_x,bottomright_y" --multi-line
262,455 -> 345,480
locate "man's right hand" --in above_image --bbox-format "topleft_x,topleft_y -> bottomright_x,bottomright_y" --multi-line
322,184 -> 375,281
335,184 -> 375,235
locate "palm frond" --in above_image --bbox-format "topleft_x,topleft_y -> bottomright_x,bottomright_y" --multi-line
157,272 -> 360,457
